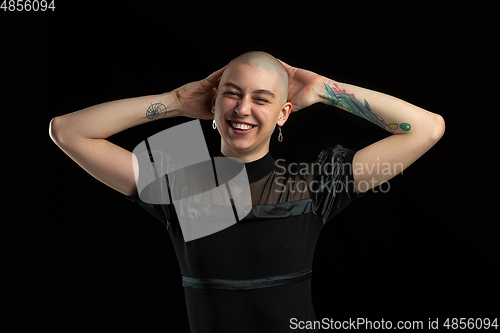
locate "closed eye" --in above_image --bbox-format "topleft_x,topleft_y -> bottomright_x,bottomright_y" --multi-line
255,97 -> 269,104
223,91 -> 239,97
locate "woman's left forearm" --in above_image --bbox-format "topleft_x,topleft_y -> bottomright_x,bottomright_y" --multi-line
281,59 -> 445,193
317,77 -> 444,139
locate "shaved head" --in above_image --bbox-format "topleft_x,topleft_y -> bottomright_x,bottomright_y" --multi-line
213,51 -> 293,160
222,51 -> 289,104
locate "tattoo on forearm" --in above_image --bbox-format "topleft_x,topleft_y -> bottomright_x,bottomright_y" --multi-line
323,83 -> 411,133
146,103 -> 169,120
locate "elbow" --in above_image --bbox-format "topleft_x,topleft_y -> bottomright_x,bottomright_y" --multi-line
49,116 -> 68,147
429,114 -> 445,143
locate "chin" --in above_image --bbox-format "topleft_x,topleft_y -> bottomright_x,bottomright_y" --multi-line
227,138 -> 254,151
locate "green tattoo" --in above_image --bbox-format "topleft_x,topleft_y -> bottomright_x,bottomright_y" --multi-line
323,83 -> 411,133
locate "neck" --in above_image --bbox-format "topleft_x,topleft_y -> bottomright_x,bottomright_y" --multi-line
220,139 -> 270,163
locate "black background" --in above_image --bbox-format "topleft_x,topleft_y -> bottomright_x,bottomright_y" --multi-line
29,1 -> 499,331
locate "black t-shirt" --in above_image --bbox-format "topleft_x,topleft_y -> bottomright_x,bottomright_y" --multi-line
127,145 -> 360,332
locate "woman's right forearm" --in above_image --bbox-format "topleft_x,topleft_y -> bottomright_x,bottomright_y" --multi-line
51,91 -> 182,142
49,69 -> 223,196
49,91 -> 183,196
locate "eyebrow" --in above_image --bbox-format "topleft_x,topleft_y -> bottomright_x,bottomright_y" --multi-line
222,82 -> 275,99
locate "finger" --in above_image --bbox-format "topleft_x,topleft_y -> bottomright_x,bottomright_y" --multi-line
277,59 -> 296,78
277,59 -> 291,69
205,66 -> 227,83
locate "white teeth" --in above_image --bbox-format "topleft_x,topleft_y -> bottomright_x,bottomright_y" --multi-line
230,122 -> 253,130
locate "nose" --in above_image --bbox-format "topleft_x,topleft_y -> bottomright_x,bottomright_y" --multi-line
235,97 -> 252,116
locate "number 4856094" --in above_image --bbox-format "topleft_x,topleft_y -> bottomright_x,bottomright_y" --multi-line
1,0 -> 55,11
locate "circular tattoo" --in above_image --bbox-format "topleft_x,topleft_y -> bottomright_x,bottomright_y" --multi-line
146,103 -> 168,120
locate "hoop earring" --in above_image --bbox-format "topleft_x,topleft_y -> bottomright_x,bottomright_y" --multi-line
278,126 -> 283,142
212,120 -> 217,129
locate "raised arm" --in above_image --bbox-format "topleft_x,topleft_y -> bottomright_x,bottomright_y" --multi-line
49,67 -> 225,196
320,80 -> 445,193
280,61 -> 445,193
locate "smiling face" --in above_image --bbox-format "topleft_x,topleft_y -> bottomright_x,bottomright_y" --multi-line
212,55 -> 292,162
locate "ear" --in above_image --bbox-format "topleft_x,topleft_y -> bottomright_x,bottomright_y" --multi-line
211,87 -> 218,114
277,102 -> 292,126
